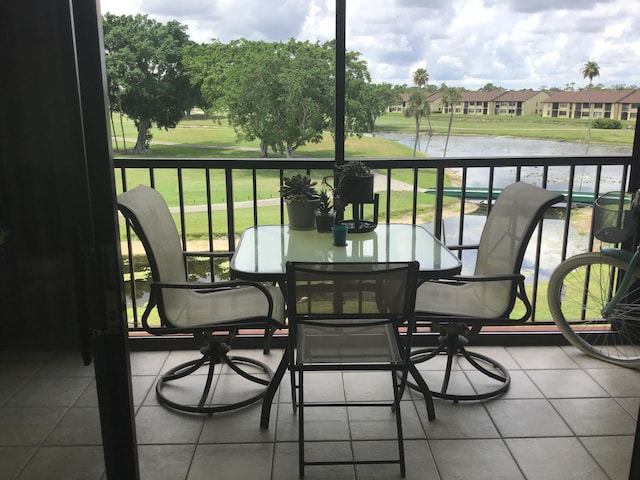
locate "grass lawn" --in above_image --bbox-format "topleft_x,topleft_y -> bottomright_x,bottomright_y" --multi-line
376,113 -> 636,146
113,112 -> 624,242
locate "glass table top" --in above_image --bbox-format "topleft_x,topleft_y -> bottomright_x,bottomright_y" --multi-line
230,224 -> 462,281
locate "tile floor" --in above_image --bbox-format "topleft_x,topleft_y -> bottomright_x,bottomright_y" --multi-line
1,345 -> 639,480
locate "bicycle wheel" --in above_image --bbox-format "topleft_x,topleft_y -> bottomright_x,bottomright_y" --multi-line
548,252 -> 640,367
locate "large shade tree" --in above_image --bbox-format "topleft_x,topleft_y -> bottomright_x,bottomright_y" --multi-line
184,38 -> 378,158
581,61 -> 600,141
103,13 -> 196,153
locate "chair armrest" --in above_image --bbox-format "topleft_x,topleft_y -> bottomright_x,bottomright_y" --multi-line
420,272 -> 524,286
445,244 -> 479,252
183,251 -> 234,259
149,279 -> 279,322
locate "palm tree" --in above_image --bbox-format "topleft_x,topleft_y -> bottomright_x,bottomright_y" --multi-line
581,61 -> 600,140
412,67 -> 433,152
404,89 -> 430,157
442,87 -> 462,157
412,68 -> 429,89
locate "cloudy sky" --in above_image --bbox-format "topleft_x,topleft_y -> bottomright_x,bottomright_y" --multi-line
100,0 -> 640,91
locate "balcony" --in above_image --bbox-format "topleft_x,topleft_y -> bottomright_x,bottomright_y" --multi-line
1,346 -> 637,479
116,153 -> 634,346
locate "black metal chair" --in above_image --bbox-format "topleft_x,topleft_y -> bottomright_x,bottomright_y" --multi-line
285,261 -> 432,478
412,182 -> 563,401
117,185 -> 286,414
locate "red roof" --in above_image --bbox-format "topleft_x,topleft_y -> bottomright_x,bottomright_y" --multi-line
544,89 -> 636,103
494,90 -> 547,102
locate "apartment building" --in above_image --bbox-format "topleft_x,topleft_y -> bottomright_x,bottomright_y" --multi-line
543,89 -> 640,121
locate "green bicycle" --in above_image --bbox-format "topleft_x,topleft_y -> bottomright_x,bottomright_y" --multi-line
548,190 -> 640,367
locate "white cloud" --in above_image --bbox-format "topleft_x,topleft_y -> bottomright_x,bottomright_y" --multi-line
100,0 -> 640,90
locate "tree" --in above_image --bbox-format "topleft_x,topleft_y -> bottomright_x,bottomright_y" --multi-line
581,61 -> 600,141
442,87 -> 463,157
412,68 -> 429,89
478,83 -> 505,92
103,14 -> 196,153
184,38 -> 377,158
409,67 -> 433,155
218,39 -> 333,157
404,89 -> 429,157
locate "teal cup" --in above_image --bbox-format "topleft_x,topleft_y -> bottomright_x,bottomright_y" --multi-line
331,225 -> 348,246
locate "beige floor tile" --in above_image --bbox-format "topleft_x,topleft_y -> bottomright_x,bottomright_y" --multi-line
587,367 -> 640,397
430,438 -> 524,480
135,406 -> 205,444
0,446 -> 36,479
485,398 -> 573,437
550,398 -> 636,436
16,446 -> 105,480
580,435 -> 634,480
45,407 -> 103,445
187,443 -> 273,480
506,437 -> 608,480
526,369 -> 609,398
138,444 -> 195,480
507,345 -> 580,369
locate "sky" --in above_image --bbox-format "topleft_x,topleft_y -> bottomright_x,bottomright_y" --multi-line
100,0 -> 640,91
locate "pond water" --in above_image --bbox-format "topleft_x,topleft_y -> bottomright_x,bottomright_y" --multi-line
378,132 -> 633,195
378,132 -> 632,158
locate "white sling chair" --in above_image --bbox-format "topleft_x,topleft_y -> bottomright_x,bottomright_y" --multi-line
412,182 -> 563,401
118,185 -> 286,414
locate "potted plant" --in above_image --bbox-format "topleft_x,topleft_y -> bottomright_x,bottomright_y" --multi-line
315,189 -> 335,233
280,174 -> 320,230
336,160 -> 374,204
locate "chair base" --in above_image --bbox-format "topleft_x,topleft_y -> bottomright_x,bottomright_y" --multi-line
156,342 -> 273,415
410,329 -> 510,402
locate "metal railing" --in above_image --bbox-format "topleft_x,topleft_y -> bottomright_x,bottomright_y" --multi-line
115,154 -> 633,336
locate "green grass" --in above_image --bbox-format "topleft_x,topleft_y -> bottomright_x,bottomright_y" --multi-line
375,113 -> 636,146
113,112 -> 629,244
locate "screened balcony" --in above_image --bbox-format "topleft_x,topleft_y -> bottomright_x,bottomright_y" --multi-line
116,153 -> 635,348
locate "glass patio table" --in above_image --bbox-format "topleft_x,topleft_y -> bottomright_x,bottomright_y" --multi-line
230,224 -> 462,429
230,223 -> 462,282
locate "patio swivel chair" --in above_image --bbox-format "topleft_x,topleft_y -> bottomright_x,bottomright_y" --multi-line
412,182 -> 563,401
117,185 -> 286,414
286,261 -> 432,478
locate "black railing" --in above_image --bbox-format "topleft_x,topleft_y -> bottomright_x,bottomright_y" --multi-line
115,155 -> 633,334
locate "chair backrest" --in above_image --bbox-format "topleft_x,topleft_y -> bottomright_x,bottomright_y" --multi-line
117,185 -> 187,285
470,182 -> 563,318
475,182 -> 563,277
286,261 -> 420,364
118,185 -> 197,330
287,261 -> 419,320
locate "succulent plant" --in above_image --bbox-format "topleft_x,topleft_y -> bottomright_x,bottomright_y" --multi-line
280,174 -> 319,202
336,160 -> 371,177
316,190 -> 333,215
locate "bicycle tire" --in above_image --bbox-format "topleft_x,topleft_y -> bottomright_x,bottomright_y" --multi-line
548,252 -> 640,368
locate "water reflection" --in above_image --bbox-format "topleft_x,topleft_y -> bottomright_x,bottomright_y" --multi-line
378,133 -> 632,158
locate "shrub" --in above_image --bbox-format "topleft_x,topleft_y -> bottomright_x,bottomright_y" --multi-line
592,118 -> 622,130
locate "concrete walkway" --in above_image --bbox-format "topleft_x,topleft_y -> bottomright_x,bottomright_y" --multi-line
169,172 -> 416,213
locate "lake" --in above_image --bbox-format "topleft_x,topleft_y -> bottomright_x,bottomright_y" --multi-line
378,133 -> 633,194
